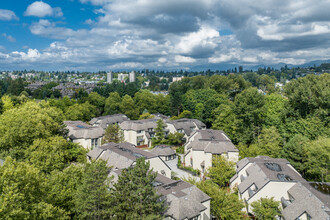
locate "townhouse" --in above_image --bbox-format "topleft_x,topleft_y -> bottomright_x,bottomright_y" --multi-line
184,129 -> 239,174
64,121 -> 104,150
87,142 -> 172,178
89,114 -> 129,129
230,156 -> 330,219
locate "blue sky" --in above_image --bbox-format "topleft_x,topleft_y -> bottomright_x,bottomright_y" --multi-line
0,0 -> 330,71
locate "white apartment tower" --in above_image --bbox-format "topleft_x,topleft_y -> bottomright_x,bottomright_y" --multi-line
107,71 -> 113,84
129,71 -> 135,83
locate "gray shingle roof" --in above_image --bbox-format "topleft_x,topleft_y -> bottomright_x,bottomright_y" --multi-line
166,118 -> 206,136
156,175 -> 210,220
236,156 -> 305,195
64,121 -> 104,139
282,182 -> 330,220
89,114 -> 129,129
87,142 -> 156,169
151,145 -> 176,156
186,129 -> 238,154
120,119 -> 159,131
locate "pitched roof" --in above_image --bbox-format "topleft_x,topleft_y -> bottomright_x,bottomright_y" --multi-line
64,121 -> 104,139
120,119 -> 159,131
89,114 -> 129,129
155,175 -> 210,220
87,142 -> 156,169
186,129 -> 238,154
151,145 -> 176,156
236,156 -> 305,195
166,118 -> 206,136
282,182 -> 330,219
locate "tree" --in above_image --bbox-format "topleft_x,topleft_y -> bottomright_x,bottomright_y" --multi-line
120,95 -> 139,119
65,101 -> 96,122
74,160 -> 113,219
87,92 -> 106,115
1,95 -> 14,112
26,136 -> 86,173
0,101 -> 65,160
281,134 -> 309,175
111,158 -> 166,219
46,164 -> 84,218
207,155 -> 236,187
261,93 -> 288,128
0,157 -> 69,219
186,179 -> 246,219
167,132 -> 184,146
234,87 -> 265,144
139,112 -> 155,120
104,92 -> 121,115
256,126 -> 283,158
212,103 -> 241,144
284,73 -> 329,118
102,124 -> 124,144
152,119 -> 166,146
304,137 -> 330,182
251,197 -> 281,220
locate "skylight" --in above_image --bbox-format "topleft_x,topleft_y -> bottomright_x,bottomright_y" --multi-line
265,162 -> 282,172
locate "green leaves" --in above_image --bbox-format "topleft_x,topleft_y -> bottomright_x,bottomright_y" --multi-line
0,101 -> 65,160
102,123 -> 124,144
251,197 -> 281,220
0,157 -> 69,219
111,158 -> 166,219
207,155 -> 236,187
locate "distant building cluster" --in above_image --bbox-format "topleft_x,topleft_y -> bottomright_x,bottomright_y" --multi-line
107,71 -> 136,84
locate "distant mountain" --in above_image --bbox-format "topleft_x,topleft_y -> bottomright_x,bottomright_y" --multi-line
189,59 -> 330,71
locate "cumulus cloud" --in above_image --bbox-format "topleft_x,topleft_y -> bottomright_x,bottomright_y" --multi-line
25,1 -> 63,17
1,0 -> 330,70
175,55 -> 196,63
30,19 -> 87,39
2,33 -> 16,42
0,9 -> 18,21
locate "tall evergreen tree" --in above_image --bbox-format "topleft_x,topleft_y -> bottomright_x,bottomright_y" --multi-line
74,160 -> 113,220
111,158 -> 166,219
102,123 -> 124,144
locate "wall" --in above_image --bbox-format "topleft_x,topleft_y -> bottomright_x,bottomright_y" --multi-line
147,157 -> 172,178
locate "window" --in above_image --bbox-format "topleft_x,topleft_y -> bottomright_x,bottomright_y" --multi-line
91,138 -> 99,149
137,130 -> 143,134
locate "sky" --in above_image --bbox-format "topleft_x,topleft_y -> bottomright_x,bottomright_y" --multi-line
0,0 -> 330,71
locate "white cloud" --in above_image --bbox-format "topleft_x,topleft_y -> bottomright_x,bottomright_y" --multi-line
80,0 -> 112,6
11,49 -> 41,61
176,25 -> 220,54
158,57 -> 167,63
2,0 -> 330,70
2,33 -> 16,42
175,55 -> 196,63
25,1 -> 63,17
30,19 -> 87,39
0,9 -> 18,21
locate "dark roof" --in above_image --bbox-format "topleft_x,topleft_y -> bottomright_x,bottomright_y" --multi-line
87,142 -> 156,169
166,118 -> 206,136
151,145 -> 176,156
120,119 -> 159,131
155,174 -> 210,220
282,182 -> 330,219
64,121 -> 104,139
186,129 -> 238,154
89,114 -> 129,129
234,156 -> 305,197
